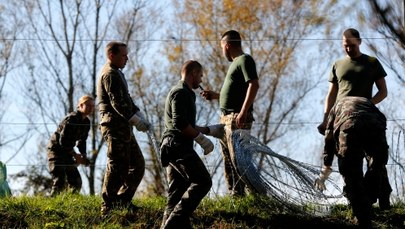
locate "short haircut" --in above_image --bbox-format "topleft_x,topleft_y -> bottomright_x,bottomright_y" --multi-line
77,95 -> 94,108
343,28 -> 361,40
181,60 -> 202,77
105,41 -> 127,56
221,30 -> 242,47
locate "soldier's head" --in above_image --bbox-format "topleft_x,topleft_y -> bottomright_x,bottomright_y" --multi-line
105,41 -> 128,69
221,30 -> 242,62
181,60 -> 203,90
342,28 -> 362,58
77,95 -> 95,117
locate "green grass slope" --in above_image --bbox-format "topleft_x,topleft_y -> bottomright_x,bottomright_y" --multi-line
0,193 -> 404,228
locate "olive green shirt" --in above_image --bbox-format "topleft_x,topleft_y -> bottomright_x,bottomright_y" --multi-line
162,80 -> 196,145
329,54 -> 386,101
219,53 -> 258,113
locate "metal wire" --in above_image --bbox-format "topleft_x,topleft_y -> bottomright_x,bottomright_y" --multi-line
230,129 -> 344,214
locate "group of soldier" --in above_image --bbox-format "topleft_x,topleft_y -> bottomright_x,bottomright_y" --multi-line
46,28 -> 391,228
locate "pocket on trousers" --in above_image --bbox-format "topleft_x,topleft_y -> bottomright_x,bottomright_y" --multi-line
159,136 -> 183,167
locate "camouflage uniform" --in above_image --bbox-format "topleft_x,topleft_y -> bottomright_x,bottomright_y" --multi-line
323,96 -> 390,226
47,110 -> 90,196
328,53 -> 392,210
97,62 -> 145,213
219,112 -> 254,196
160,81 -> 212,229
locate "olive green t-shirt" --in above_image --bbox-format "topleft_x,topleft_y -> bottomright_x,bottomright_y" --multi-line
219,53 -> 258,113
329,54 -> 387,101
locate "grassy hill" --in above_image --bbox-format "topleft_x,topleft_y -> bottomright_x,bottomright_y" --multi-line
0,193 -> 404,228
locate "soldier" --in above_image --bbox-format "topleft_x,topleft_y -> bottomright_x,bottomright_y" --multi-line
200,30 -> 259,196
315,96 -> 389,228
47,95 -> 94,196
97,41 -> 151,216
317,28 -> 391,210
160,60 -> 223,228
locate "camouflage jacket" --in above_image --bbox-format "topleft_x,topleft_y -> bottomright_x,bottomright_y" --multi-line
47,111 -> 90,156
323,96 -> 386,166
97,62 -> 140,123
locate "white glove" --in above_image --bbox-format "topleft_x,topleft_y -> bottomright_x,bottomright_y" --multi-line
206,124 -> 225,139
194,132 -> 214,155
129,111 -> 151,132
314,166 -> 332,191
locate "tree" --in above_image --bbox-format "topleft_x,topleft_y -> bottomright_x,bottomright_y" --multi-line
361,0 -> 405,84
0,2 -> 32,160
13,0 -> 120,195
11,0 -> 167,196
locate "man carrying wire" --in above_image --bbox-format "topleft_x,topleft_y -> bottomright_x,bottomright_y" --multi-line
200,30 -> 259,197
315,96 -> 389,228
317,28 -> 392,210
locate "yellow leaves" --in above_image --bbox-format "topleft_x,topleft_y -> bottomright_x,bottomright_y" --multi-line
167,45 -> 183,63
165,0 -> 339,81
133,67 -> 144,80
222,0 -> 261,28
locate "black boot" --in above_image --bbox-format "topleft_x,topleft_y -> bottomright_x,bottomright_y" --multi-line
378,196 -> 391,210
162,213 -> 192,229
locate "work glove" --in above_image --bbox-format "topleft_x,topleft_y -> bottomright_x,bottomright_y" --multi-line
206,124 -> 225,139
129,111 -> 151,132
194,132 -> 214,155
314,166 -> 332,191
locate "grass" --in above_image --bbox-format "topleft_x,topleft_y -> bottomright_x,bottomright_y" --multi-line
0,193 -> 404,228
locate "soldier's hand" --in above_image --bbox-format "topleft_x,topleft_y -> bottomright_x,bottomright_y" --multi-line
194,132 -> 214,155
73,154 -> 86,165
314,166 -> 332,191
317,122 -> 326,135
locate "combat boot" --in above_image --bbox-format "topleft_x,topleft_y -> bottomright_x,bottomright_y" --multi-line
162,213 -> 192,229
378,196 -> 391,210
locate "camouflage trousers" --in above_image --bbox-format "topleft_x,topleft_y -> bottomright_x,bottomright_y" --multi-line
48,150 -> 82,196
100,119 -> 145,210
334,117 -> 391,224
219,112 -> 253,196
160,136 -> 212,228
